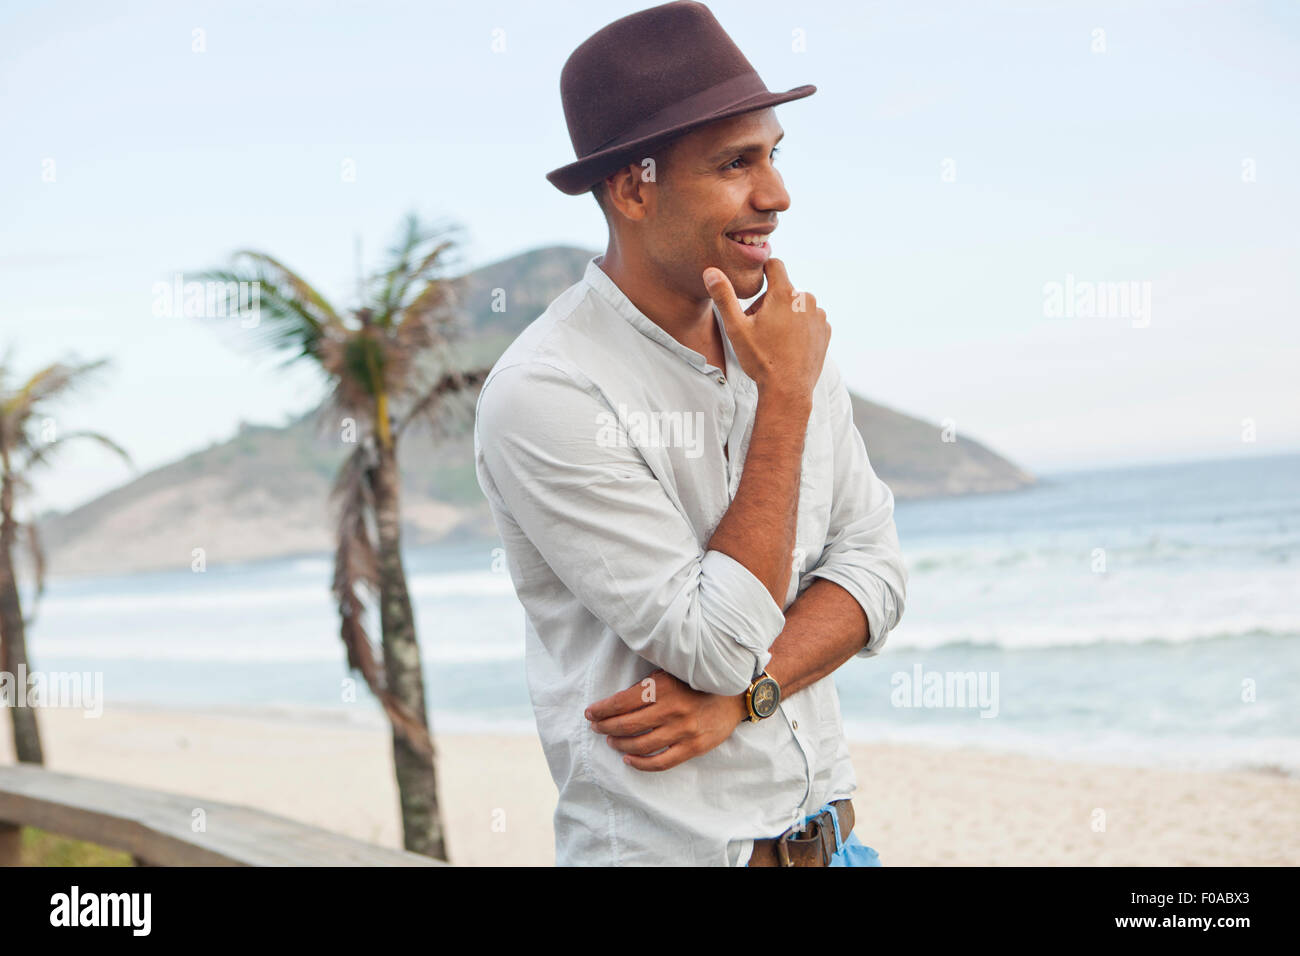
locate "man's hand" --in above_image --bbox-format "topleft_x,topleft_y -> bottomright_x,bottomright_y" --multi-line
585,669 -> 748,772
704,257 -> 830,402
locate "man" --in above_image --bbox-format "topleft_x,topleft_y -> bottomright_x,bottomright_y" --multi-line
474,0 -> 907,866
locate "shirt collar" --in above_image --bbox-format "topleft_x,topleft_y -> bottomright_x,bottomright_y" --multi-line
583,255 -> 734,377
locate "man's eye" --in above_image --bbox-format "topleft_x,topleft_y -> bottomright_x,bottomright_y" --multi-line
724,147 -> 780,171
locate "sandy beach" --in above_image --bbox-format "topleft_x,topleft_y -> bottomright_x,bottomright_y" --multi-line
3,705 -> 1297,866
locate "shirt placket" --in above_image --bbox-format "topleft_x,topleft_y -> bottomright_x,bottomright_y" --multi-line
597,272 -> 822,824
712,311 -> 753,498
781,694 -> 816,814
709,366 -> 740,493
709,313 -> 818,813
710,348 -> 817,815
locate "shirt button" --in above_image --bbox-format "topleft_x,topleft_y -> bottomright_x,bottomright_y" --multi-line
716,375 -> 726,385
792,720 -> 799,730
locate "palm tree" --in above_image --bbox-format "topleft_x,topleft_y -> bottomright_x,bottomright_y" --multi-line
0,353 -> 131,764
198,212 -> 490,860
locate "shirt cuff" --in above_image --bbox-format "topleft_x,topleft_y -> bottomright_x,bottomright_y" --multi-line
801,565 -> 897,659
699,549 -> 787,678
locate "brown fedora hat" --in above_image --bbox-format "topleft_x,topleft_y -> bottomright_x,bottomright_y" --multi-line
546,0 -> 815,196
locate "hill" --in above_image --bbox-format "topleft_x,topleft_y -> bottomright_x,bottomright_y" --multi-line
38,246 -> 1033,576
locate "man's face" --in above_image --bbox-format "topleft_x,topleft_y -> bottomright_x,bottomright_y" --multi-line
639,109 -> 790,301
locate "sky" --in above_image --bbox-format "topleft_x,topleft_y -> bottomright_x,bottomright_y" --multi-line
2,0 -> 1297,514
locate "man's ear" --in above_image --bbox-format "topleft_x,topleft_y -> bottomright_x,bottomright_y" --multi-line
604,163 -> 651,222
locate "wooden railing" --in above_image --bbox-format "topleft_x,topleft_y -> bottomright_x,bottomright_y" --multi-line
0,764 -> 443,866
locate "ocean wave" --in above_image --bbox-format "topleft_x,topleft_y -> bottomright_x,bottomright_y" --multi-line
408,570 -> 518,598
837,719 -> 1300,776
33,637 -> 525,664
887,622 -> 1299,651
37,569 -> 518,616
905,536 -> 1299,574
288,558 -> 334,575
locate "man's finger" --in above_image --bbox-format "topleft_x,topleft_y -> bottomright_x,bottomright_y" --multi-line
605,725 -> 681,756
762,256 -> 792,294
584,681 -> 652,721
703,267 -> 746,330
591,702 -> 665,737
622,744 -> 690,773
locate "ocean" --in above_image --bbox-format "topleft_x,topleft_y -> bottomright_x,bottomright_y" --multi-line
23,452 -> 1300,776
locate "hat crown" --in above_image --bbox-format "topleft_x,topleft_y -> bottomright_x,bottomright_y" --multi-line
545,0 -> 813,195
559,1 -> 759,157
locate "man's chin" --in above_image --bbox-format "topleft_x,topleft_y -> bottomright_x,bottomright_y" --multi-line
715,266 -> 764,301
733,270 -> 765,300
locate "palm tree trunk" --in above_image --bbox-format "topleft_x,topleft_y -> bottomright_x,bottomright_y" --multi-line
0,476 -> 44,764
369,440 -> 448,860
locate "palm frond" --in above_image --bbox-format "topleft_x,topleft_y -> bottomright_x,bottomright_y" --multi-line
0,343 -> 17,395
5,470 -> 32,499
231,250 -> 341,325
19,521 -> 45,629
313,382 -> 374,445
192,266 -> 335,365
20,429 -> 133,476
315,332 -> 386,418
395,366 -> 490,441
372,214 -> 466,326
371,211 -> 424,325
393,274 -> 468,358
329,445 -> 434,758
1,358 -> 110,426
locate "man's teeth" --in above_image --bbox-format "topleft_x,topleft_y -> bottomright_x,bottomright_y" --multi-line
727,233 -> 767,246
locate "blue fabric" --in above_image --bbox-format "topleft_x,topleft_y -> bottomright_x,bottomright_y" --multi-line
829,830 -> 882,866
803,801 -> 883,867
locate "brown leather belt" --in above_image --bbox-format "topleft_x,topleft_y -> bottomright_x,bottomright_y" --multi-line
747,799 -> 855,867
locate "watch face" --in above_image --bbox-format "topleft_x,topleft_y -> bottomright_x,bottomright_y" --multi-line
752,678 -> 779,718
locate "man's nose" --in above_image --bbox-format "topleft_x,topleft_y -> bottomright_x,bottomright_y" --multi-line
752,164 -> 791,213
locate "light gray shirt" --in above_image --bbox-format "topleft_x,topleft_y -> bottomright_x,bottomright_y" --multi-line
473,255 -> 907,865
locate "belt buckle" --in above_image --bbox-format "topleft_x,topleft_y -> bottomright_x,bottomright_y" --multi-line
776,807 -> 837,867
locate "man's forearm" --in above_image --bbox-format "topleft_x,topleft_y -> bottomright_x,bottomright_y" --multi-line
706,390 -> 812,606
718,577 -> 869,726
745,577 -> 869,709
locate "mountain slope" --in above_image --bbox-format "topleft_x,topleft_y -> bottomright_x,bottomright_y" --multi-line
39,246 -> 1033,576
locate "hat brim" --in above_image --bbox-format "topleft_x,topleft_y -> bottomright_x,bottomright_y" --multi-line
545,83 -> 816,196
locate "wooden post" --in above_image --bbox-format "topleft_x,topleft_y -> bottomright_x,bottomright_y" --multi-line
0,821 -> 21,866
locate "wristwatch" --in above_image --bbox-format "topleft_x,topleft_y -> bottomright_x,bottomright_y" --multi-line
744,670 -> 781,722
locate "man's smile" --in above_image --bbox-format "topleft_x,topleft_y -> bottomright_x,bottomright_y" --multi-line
723,225 -> 774,264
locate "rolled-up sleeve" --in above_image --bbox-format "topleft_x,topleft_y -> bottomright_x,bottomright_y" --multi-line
798,357 -> 908,658
475,359 -> 786,695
